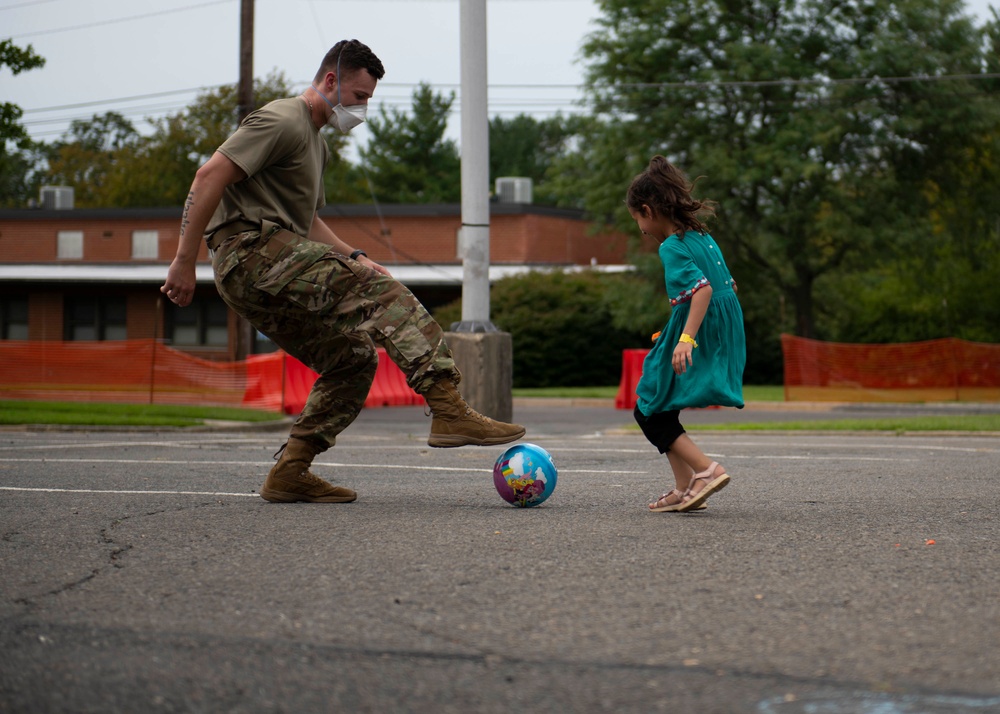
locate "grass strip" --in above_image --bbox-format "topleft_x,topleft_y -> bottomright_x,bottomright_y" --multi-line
0,400 -> 284,427
685,415 -> 1000,433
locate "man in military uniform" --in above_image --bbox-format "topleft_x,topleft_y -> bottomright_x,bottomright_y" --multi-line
160,39 -> 525,504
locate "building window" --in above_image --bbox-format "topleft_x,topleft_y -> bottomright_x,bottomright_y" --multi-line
168,297 -> 229,347
1,297 -> 29,340
132,230 -> 158,259
64,296 -> 127,341
57,230 -> 84,260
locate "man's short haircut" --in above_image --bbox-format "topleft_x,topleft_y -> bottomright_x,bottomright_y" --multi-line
314,39 -> 385,83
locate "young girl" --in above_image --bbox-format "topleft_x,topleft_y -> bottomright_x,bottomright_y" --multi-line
626,156 -> 746,513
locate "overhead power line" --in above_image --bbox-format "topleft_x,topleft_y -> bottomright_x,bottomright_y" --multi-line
9,0 -> 234,38
19,82 -> 584,115
21,86 -> 230,115
611,73 -> 1000,90
14,68 -> 996,142
0,0 -> 62,11
4,0 -> 586,37
21,68 -> 997,117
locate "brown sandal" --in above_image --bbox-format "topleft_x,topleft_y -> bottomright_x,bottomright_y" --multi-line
676,461 -> 729,512
649,488 -> 706,513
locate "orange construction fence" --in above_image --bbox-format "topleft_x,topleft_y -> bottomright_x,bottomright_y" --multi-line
614,337 -> 1000,408
781,334 -> 1000,402
0,339 -> 423,414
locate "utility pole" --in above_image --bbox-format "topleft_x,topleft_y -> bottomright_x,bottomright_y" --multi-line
234,0 -> 255,359
446,0 -> 515,422
454,0 -> 493,334
237,0 -> 255,123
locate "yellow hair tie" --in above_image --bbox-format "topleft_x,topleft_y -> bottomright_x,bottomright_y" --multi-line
678,333 -> 698,348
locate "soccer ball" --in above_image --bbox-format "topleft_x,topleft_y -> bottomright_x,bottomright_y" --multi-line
493,443 -> 557,508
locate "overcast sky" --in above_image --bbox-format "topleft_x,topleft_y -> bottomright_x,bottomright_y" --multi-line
4,0 -> 997,154
5,0 -> 602,151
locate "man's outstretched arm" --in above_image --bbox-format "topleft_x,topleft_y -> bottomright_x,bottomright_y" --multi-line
160,152 -> 246,307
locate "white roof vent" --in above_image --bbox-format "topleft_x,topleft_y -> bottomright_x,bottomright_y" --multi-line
40,186 -> 75,210
495,177 -> 533,204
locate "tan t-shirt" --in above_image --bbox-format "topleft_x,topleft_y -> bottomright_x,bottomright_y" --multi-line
207,97 -> 329,240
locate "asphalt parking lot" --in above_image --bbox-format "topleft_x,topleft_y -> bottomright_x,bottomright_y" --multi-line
2,402 -> 999,713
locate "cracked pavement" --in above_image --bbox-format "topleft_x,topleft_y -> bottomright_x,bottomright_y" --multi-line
1,404 -> 999,713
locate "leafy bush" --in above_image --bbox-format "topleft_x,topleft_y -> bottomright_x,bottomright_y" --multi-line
433,270 -> 648,388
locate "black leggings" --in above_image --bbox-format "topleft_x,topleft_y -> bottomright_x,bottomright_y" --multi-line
633,406 -> 686,454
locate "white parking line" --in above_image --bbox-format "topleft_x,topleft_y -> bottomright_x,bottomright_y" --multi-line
702,440 -> 999,453
0,440 -> 269,451
0,458 -> 645,475
2,439 -> 994,454
0,486 -> 256,497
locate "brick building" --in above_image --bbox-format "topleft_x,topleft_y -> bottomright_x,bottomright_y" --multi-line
0,201 -> 631,361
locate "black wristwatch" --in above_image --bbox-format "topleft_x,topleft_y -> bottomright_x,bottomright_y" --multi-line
350,249 -> 367,261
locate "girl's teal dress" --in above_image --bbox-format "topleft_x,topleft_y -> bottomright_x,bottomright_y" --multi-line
635,231 -> 746,416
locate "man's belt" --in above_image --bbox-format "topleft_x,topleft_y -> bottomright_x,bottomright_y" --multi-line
205,220 -> 259,251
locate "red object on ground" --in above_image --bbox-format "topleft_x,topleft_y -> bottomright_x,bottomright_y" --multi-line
615,348 -> 649,410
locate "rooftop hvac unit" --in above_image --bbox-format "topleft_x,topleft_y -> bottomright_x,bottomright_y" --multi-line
40,186 -> 75,210
495,177 -> 533,204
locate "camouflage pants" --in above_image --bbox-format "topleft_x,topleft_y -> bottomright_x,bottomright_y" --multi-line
212,224 -> 459,451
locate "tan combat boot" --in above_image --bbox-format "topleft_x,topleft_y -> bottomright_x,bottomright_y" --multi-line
259,437 -> 357,503
423,379 -> 526,448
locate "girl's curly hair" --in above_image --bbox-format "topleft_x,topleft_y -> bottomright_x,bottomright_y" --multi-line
625,156 -> 716,234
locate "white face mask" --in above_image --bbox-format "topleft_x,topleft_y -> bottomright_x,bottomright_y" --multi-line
310,51 -> 368,134
331,103 -> 367,133
309,85 -> 366,133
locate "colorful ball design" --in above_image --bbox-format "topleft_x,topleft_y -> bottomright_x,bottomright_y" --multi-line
493,443 -> 557,508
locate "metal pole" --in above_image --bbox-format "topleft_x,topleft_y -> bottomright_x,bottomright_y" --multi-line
454,0 -> 496,332
237,0 -> 255,123
234,0 -> 255,358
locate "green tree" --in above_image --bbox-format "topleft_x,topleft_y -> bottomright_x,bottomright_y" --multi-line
489,113 -> 586,205
433,270 -> 646,388
821,10 -> 1000,345
120,70 -> 332,207
0,40 -> 46,207
0,139 -> 48,209
0,40 -> 45,146
823,129 -> 1000,344
570,0 -> 996,340
39,70 -> 357,208
45,112 -> 142,208
359,82 -> 460,203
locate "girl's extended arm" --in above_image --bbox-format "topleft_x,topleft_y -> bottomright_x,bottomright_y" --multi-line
672,284 -> 712,375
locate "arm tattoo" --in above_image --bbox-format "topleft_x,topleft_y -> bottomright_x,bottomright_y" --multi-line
180,190 -> 195,238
